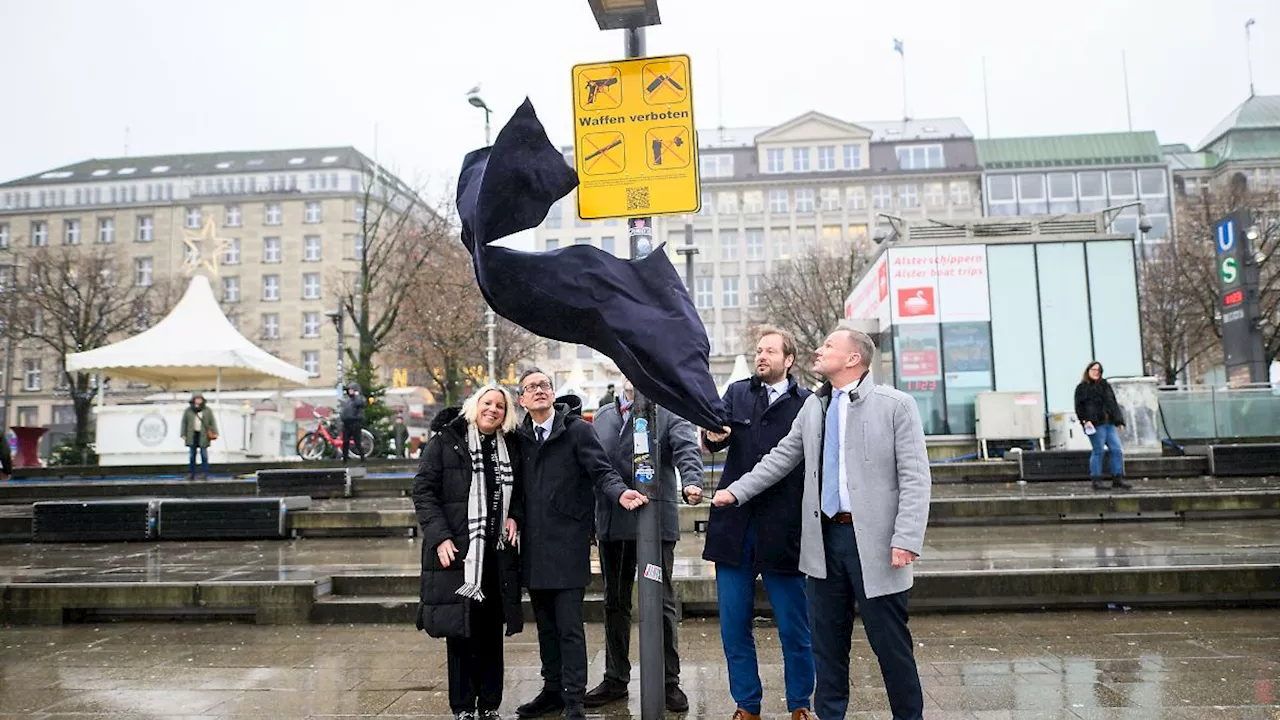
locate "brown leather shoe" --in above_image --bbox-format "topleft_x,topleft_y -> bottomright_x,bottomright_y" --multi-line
731,710 -> 761,720
791,709 -> 819,720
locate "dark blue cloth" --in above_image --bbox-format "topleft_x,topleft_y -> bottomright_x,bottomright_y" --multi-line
703,376 -> 810,575
455,99 -> 726,430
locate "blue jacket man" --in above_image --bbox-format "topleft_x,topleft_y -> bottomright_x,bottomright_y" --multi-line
703,327 -> 816,720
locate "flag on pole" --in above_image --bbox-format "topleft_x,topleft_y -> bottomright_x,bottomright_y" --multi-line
893,38 -> 904,55
455,99 -> 727,430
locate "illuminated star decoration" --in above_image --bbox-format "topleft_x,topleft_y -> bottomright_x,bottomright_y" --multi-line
181,218 -> 234,279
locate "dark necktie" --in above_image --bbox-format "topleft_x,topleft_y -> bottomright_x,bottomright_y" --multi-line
536,426 -> 546,443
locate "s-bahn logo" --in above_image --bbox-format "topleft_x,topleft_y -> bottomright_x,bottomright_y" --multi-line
136,414 -> 168,447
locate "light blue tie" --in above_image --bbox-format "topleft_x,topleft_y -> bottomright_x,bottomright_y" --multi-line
822,390 -> 843,518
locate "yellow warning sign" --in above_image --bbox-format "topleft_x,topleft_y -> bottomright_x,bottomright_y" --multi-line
572,54 -> 699,220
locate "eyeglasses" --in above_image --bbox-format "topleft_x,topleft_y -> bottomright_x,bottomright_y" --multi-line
522,381 -> 553,393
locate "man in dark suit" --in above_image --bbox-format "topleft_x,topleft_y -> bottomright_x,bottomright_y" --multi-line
584,379 -> 704,712
703,327 -> 816,720
513,369 -> 649,720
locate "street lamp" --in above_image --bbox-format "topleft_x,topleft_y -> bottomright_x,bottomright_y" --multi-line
0,252 -> 19,434
325,309 -> 345,399
588,0 -> 661,30
466,86 -> 498,385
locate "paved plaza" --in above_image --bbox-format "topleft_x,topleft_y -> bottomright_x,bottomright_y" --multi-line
0,609 -> 1277,718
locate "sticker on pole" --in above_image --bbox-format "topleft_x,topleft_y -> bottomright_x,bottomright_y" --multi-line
643,563 -> 663,583
636,464 -> 655,483
633,417 -> 650,454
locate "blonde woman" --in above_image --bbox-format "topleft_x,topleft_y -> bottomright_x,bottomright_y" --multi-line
413,385 -> 525,720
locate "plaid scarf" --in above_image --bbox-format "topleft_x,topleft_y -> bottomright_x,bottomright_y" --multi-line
457,423 -> 514,601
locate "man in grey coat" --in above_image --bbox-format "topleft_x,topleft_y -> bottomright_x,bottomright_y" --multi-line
712,322 -> 931,720
585,379 -> 704,713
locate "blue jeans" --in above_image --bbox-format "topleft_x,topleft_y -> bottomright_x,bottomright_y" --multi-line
716,524 -> 814,714
809,522 -> 923,720
188,434 -> 210,476
1087,423 -> 1124,478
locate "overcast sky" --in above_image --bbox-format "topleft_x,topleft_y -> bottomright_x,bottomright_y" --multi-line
2,0 -> 1276,220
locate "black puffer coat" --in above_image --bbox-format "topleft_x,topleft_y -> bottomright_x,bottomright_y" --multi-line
1075,379 -> 1124,427
412,407 -> 524,639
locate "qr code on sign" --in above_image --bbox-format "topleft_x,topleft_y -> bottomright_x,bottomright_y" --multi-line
626,186 -> 651,211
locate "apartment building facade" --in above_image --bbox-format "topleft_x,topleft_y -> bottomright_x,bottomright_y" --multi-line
533,111 -> 984,394
1166,94 -> 1280,198
0,147 -> 402,439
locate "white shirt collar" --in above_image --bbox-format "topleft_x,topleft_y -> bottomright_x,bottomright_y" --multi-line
767,378 -> 789,398
534,409 -> 556,436
835,371 -> 872,399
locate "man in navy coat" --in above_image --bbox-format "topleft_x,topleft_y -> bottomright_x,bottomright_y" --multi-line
703,327 -> 816,720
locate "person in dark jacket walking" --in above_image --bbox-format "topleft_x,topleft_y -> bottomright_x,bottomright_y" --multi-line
413,385 -> 525,720
1075,361 -> 1130,490
583,378 -> 703,712
180,394 -> 218,480
393,414 -> 411,459
511,369 -> 648,720
340,383 -> 366,466
703,327 -> 817,720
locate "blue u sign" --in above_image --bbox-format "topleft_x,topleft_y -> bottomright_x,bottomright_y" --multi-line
1217,219 -> 1236,254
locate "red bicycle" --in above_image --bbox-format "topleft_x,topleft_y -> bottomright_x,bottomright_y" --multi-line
296,408 -> 375,460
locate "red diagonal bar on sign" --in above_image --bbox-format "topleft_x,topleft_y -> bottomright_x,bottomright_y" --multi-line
583,135 -> 622,171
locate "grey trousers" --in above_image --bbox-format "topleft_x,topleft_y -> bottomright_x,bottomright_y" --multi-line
596,539 -> 680,687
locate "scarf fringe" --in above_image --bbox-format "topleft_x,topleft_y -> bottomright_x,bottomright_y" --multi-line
455,583 -> 486,602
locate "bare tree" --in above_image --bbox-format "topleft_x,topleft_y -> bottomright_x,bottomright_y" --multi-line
5,245 -> 176,451
390,239 -> 542,406
1139,239 -> 1218,385
753,241 -> 869,385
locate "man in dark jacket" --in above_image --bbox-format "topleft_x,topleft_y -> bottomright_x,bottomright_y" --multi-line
339,383 -> 366,466
703,327 -> 817,720
512,369 -> 649,720
583,379 -> 703,712
393,414 -> 411,459
597,383 -> 616,409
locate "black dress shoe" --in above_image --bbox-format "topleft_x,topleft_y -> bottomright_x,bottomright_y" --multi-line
1112,477 -> 1132,490
516,690 -> 564,718
563,703 -> 587,720
584,678 -> 628,707
1091,478 -> 1109,491
479,711 -> 502,720
665,683 -> 689,713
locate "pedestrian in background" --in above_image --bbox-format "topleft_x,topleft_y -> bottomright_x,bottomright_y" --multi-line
584,378 -> 703,713
713,323 -> 932,720
1075,361 -> 1129,490
0,430 -> 12,481
597,383 -> 616,409
413,385 -> 524,720
340,383 -> 367,466
703,326 -> 816,720
393,414 -> 411,459
180,393 -> 217,480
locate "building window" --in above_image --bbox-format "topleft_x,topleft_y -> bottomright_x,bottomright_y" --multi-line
226,204 -> 242,227
1138,169 -> 1167,197
545,238 -> 560,251
843,144 -> 863,170
986,175 -> 1016,215
304,235 -> 322,262
265,203 -> 282,225
1108,170 -> 1136,198
720,230 -> 739,261
305,201 -> 322,223
872,185 -> 892,209
700,154 -> 735,178
742,190 -> 764,213
545,202 -> 562,229
185,207 -> 202,229
97,218 -> 114,244
722,276 -> 740,308
353,234 -> 365,259
772,229 -> 791,259
847,186 -> 867,210
302,311 -> 320,338
717,191 -> 739,215
262,274 -> 279,301
546,343 -> 561,360
22,359 -> 41,391
0,223 -> 9,249
303,272 -> 321,300
922,182 -> 945,208
897,185 -> 918,208
747,274 -> 764,307
600,236 -> 615,255
796,227 -> 816,252
61,219 -> 80,245
820,187 -> 841,212
575,344 -> 593,359
822,225 -> 842,246
795,188 -> 815,213
574,213 -> 590,228
1017,174 -> 1047,214
224,238 -> 241,265
223,276 -> 240,303
302,351 -> 319,376
1078,171 -> 1107,212
261,313 -> 279,340
1048,173 -> 1076,213
697,191 -> 713,216
817,146 -> 837,171
946,181 -> 969,207
792,147 -> 810,172
896,144 -> 944,170
765,148 -> 785,174
31,221 -> 48,246
572,236 -> 590,246
137,216 -> 153,242
745,228 -> 764,260
694,277 -> 714,309
134,257 -> 153,286
263,237 -> 281,263
768,189 -> 789,214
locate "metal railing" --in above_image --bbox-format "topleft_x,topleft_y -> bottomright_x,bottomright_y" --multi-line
1157,384 -> 1280,440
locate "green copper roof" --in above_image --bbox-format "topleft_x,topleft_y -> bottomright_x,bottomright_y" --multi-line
976,132 -> 1164,170
1196,95 -> 1280,150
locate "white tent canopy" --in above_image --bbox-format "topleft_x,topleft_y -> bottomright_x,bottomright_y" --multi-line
65,275 -> 311,388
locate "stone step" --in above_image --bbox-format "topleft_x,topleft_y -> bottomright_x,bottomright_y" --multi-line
331,572 -> 611,596
310,593 -> 608,624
